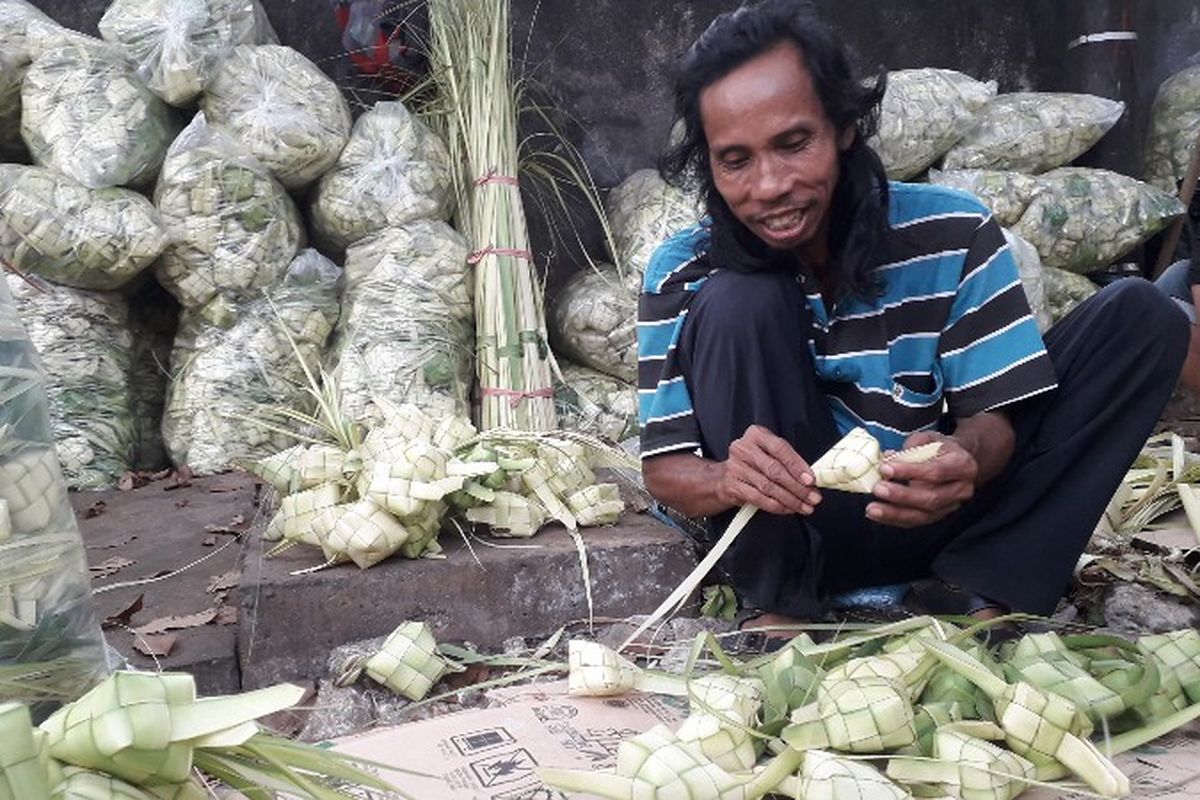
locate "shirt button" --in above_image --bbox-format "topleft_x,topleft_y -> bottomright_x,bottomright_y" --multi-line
892,383 -> 905,399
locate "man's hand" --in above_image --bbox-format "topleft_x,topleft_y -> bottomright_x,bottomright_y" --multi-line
717,425 -> 822,515
865,431 -> 978,528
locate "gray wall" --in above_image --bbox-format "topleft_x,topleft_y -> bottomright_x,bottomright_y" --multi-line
30,0 -> 1200,273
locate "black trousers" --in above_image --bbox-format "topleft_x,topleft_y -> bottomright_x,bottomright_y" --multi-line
678,272 -> 1189,618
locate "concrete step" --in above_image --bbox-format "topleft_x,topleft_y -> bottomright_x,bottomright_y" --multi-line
237,511 -> 699,688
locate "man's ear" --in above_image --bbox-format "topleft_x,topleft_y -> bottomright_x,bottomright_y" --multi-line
838,126 -> 856,151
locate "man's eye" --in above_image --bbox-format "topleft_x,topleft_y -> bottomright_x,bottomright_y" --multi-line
784,139 -> 810,152
721,157 -> 748,171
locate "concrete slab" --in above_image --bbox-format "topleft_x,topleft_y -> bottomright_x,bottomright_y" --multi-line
73,471 -> 265,694
237,511 -> 699,688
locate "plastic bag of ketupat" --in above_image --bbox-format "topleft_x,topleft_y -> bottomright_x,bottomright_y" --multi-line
549,263 -> 637,383
0,165 -> 169,292
1001,228 -> 1051,333
0,276 -> 110,716
162,249 -> 341,475
326,220 -> 474,426
5,274 -> 135,491
941,92 -> 1125,174
310,100 -> 455,257
869,68 -> 996,180
605,168 -> 703,292
153,112 -> 303,310
20,34 -> 179,189
98,0 -> 277,106
928,168 -> 1042,227
1012,167 -> 1185,273
200,44 -> 351,190
1143,62 -> 1200,193
1042,265 -> 1098,325
554,361 -> 639,444
0,0 -> 63,66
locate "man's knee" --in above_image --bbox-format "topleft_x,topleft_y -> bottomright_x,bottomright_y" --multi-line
689,270 -> 799,341
1100,278 -> 1190,358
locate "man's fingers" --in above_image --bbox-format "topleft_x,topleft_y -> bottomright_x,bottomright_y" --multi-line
874,478 -> 972,511
866,500 -> 959,528
728,462 -> 817,513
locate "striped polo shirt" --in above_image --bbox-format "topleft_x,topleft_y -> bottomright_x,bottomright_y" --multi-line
637,181 -> 1059,458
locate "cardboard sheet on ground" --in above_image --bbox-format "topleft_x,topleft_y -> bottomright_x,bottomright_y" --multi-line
331,680 -> 687,799
332,681 -> 1200,799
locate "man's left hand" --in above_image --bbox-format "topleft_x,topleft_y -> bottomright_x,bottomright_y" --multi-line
865,431 -> 978,528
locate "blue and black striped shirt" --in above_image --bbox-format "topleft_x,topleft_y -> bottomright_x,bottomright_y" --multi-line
637,182 -> 1058,458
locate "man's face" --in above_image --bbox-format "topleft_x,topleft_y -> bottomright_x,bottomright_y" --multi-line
700,41 -> 852,267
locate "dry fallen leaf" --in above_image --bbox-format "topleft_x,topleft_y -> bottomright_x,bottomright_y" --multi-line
201,535 -> 217,547
134,633 -> 177,658
89,556 -> 135,579
101,594 -> 144,630
206,571 -> 241,594
214,605 -> 238,625
132,608 -> 217,636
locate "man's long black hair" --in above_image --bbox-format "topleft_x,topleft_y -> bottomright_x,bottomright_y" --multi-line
659,0 -> 890,299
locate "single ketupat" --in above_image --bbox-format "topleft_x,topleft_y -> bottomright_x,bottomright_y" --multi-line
549,264 -> 638,382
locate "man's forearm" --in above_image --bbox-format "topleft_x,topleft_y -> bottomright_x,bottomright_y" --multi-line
950,411 -> 1015,486
642,452 -> 737,518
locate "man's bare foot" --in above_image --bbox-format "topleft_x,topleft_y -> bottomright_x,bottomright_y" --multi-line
739,611 -> 808,636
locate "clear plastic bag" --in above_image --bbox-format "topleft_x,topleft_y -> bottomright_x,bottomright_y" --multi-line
200,44 -> 351,189
0,0 -> 61,66
6,276 -> 136,490
1001,228 -> 1051,333
554,361 -> 638,444
0,165 -> 168,291
20,37 -> 178,188
870,68 -> 996,180
549,263 -> 637,382
1043,266 -> 1098,325
605,168 -> 702,289
928,168 -> 1041,227
1012,167 -> 1185,273
98,0 -> 277,106
310,100 -> 455,256
1143,63 -> 1200,192
942,92 -> 1125,174
163,249 -> 341,474
327,220 -> 474,424
153,113 -> 303,309
0,277 -> 109,714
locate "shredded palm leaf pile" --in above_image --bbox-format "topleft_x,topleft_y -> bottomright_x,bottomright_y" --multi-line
0,278 -> 109,711
870,68 -> 997,180
326,220 -> 475,424
20,35 -> 178,189
0,670 -> 401,799
537,618 -> 1200,800
1079,433 -> 1200,601
942,92 -> 1126,174
310,99 -> 456,257
153,113 -> 303,310
200,44 -> 351,190
554,362 -> 639,445
97,0 -> 276,106
1012,167 -> 1185,274
163,250 -> 340,476
251,399 -> 632,569
6,276 -> 136,491
0,165 -> 168,292
1143,64 -> 1200,193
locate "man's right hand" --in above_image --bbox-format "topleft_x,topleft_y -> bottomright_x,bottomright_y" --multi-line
717,425 -> 822,515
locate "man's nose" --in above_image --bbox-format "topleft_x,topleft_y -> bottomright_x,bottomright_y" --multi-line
750,155 -> 792,202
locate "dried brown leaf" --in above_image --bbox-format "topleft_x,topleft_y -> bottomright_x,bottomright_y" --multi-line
132,608 -> 217,636
206,571 -> 240,594
82,501 -> 107,519
214,605 -> 238,625
134,633 -> 177,658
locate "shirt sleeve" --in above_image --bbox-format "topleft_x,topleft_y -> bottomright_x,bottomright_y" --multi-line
939,216 -> 1058,417
637,230 -> 707,460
